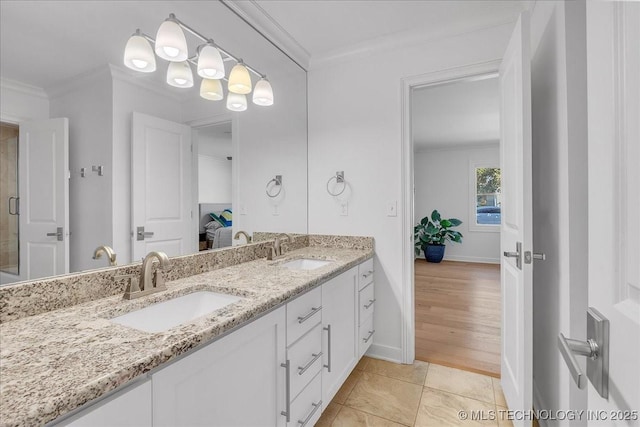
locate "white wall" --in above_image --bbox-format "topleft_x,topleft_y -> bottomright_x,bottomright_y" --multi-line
308,23 -> 513,361
49,68 -> 113,273
414,144 -> 500,264
198,155 -> 232,204
530,1 -> 588,424
0,79 -> 49,122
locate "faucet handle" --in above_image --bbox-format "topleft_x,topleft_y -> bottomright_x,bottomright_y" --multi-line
116,274 -> 140,295
154,269 -> 167,291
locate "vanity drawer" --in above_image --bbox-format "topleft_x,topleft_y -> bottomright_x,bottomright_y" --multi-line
358,282 -> 375,326
288,372 -> 322,427
288,323 -> 323,401
358,258 -> 374,290
359,315 -> 375,357
287,287 -> 322,345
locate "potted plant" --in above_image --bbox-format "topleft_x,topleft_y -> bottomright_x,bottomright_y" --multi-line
414,209 -> 463,263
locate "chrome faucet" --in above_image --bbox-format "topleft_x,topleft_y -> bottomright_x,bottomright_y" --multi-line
268,234 -> 294,260
124,251 -> 170,300
233,230 -> 252,244
93,245 -> 117,266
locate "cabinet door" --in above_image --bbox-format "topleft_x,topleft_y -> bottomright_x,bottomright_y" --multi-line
321,266 -> 358,404
55,379 -> 152,427
152,307 -> 286,427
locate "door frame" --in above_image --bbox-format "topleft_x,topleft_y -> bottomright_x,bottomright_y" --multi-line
399,59 -> 502,364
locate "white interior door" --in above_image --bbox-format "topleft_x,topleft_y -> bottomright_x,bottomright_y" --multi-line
499,13 -> 533,424
131,112 -> 192,261
18,118 -> 69,282
587,2 -> 640,425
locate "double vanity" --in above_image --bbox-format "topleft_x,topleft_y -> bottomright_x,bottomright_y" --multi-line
0,235 -> 375,427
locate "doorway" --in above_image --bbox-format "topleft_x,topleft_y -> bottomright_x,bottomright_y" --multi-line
0,122 -> 20,275
411,75 -> 502,377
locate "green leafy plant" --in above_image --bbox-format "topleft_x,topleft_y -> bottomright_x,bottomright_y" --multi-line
414,209 -> 463,255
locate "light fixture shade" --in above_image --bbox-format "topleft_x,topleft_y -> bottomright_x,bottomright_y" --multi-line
200,78 -> 223,100
155,19 -> 188,62
228,62 -> 252,94
197,45 -> 225,79
252,78 -> 274,106
124,33 -> 156,73
167,61 -> 193,88
226,93 -> 247,112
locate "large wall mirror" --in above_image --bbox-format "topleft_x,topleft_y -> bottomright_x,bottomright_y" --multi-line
0,1 -> 308,285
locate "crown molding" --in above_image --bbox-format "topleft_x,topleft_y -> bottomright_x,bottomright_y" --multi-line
45,65 -> 112,99
0,78 -> 48,99
310,19 -> 517,70
108,64 -> 184,102
222,0 -> 310,71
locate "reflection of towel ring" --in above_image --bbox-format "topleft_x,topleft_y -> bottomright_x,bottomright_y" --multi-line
326,171 -> 346,196
266,175 -> 283,198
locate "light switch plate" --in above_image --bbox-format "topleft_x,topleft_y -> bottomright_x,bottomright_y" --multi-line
340,202 -> 348,216
387,201 -> 397,217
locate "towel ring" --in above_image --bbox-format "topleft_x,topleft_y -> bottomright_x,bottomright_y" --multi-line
326,171 -> 346,197
266,175 -> 283,198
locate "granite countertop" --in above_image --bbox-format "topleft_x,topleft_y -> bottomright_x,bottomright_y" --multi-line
0,246 -> 373,427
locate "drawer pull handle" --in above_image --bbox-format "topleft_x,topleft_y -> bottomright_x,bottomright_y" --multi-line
323,325 -> 332,372
298,352 -> 323,375
298,400 -> 322,427
362,270 -> 373,278
280,360 -> 291,422
364,299 -> 376,309
297,306 -> 322,324
363,330 -> 375,343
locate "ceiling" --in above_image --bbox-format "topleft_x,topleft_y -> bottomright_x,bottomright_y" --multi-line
411,76 -> 499,150
252,0 -> 532,62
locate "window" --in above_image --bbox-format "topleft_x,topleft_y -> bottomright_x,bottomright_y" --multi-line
470,165 -> 501,230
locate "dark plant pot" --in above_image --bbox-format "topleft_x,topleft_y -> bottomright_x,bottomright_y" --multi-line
423,244 -> 445,263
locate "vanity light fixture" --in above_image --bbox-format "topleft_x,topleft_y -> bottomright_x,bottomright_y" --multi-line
124,13 -> 274,111
200,78 -> 224,101
166,61 -> 194,88
123,30 -> 156,72
226,93 -> 247,112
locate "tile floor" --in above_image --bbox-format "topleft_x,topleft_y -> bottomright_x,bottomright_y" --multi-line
316,356 -> 515,427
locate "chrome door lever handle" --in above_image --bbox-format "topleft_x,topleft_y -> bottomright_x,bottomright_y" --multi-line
503,242 -> 522,269
503,251 -> 518,257
524,251 -> 546,264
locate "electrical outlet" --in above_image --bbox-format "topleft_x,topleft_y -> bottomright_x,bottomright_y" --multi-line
387,201 -> 397,217
340,202 -> 348,216
240,204 -> 247,215
272,204 -> 279,216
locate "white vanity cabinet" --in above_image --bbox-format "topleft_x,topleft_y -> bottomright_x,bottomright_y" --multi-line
53,379 -> 152,427
358,259 -> 375,357
321,266 -> 358,404
152,306 -> 286,427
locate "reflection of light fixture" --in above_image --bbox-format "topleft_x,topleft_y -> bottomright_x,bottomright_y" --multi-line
197,42 -> 225,79
155,15 -> 188,62
167,61 -> 193,88
125,13 -> 273,111
253,77 -> 274,106
228,61 -> 252,94
124,29 -> 156,72
226,93 -> 247,112
200,78 -> 223,100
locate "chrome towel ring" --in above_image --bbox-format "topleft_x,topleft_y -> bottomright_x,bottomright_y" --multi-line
266,175 -> 283,198
326,171 -> 346,196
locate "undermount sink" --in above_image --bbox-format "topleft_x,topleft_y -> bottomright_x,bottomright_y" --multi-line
281,258 -> 333,270
110,291 -> 244,333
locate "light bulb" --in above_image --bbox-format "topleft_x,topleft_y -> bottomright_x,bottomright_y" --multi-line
228,62 -> 252,94
166,61 -> 193,88
155,16 -> 188,62
226,93 -> 247,111
197,44 -> 225,79
252,78 -> 274,106
200,78 -> 223,101
123,31 -> 156,73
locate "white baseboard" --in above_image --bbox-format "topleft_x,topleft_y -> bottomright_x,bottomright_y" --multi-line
366,343 -> 403,363
533,380 -> 549,427
414,254 -> 500,264
443,255 -> 500,264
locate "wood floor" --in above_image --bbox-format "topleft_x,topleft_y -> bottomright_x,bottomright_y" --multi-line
414,260 -> 501,377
